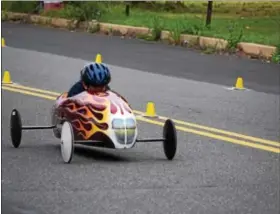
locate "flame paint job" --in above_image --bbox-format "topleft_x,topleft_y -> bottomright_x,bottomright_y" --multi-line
51,90 -> 138,148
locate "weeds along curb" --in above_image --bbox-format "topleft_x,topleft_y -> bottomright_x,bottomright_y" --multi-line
2,11 -> 278,60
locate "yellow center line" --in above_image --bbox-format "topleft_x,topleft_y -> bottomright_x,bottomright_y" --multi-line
2,84 -> 280,154
133,109 -> 280,147
4,83 -> 280,147
138,117 -> 280,154
2,86 -> 58,100
4,83 -> 61,96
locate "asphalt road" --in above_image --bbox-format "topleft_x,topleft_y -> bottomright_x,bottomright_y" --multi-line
2,22 -> 280,95
1,22 -> 280,214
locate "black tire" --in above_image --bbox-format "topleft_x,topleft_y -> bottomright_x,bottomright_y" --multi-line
51,106 -> 61,138
10,109 -> 22,148
163,119 -> 177,160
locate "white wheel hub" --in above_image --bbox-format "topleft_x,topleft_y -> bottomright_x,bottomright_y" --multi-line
60,121 -> 74,163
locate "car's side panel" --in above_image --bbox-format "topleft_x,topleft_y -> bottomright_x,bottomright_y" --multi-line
51,90 -> 138,149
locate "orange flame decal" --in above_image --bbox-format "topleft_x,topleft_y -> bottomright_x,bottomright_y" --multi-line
56,90 -> 133,141
59,95 -> 110,140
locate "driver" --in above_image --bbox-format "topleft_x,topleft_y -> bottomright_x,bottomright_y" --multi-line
67,62 -> 111,97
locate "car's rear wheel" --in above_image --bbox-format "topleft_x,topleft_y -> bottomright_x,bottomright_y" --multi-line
10,109 -> 22,148
51,106 -> 61,138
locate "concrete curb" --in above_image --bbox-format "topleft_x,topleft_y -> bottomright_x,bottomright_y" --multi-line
1,11 -> 278,59
237,42 -> 277,59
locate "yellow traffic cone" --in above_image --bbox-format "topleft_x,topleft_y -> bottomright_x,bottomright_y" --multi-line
144,101 -> 157,118
2,38 -> 6,47
235,77 -> 244,90
95,54 -> 102,63
2,70 -> 12,84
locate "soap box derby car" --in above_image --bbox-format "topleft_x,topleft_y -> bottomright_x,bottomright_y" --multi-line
10,88 -> 177,163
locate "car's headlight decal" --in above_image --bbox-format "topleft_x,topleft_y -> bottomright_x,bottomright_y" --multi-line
125,118 -> 136,129
112,118 -> 137,145
112,119 -> 125,129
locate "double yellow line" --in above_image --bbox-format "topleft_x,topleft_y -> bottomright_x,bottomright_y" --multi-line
2,83 -> 280,154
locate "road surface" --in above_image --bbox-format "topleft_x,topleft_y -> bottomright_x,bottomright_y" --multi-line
1,22 -> 280,214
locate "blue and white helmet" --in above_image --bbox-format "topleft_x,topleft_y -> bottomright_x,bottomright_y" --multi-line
80,62 -> 111,87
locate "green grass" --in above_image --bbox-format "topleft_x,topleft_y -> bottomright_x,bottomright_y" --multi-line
134,1 -> 280,16
98,5 -> 280,46
1,1 -> 38,13
2,1 -> 280,46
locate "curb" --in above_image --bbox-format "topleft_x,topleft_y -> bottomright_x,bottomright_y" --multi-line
237,42 -> 277,59
1,11 -> 278,60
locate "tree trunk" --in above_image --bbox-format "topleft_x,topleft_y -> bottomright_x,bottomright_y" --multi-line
125,3 -> 130,16
206,1 -> 213,27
